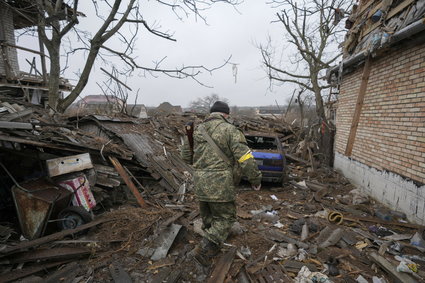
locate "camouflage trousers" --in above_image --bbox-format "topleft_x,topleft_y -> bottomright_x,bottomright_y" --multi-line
199,201 -> 236,245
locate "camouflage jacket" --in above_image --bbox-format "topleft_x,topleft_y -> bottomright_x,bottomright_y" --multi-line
181,113 -> 262,202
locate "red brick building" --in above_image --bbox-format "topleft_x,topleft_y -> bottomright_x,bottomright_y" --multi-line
331,0 -> 425,224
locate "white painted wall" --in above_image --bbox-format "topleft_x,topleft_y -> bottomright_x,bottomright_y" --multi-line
334,152 -> 425,225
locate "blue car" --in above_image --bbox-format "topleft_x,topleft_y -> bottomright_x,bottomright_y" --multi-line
244,133 -> 287,184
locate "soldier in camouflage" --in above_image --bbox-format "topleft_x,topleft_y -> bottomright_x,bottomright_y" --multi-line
181,101 -> 262,266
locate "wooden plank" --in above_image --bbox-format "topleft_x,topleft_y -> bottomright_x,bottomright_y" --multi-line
359,0 -> 376,15
0,261 -> 70,283
109,262 -> 132,283
207,247 -> 236,283
46,153 -> 93,177
2,42 -> 50,58
0,134 -> 84,152
0,217 -> 112,255
5,247 -> 90,264
264,229 -> 309,249
0,121 -> 33,130
44,262 -> 81,283
1,108 -> 34,121
96,174 -> 121,188
94,164 -> 119,176
345,57 -> 372,156
285,153 -> 309,165
362,0 -> 415,37
368,252 -> 418,283
109,156 -> 147,207
160,212 -> 185,228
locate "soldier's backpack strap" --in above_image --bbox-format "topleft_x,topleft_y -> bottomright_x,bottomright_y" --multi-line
198,124 -> 232,166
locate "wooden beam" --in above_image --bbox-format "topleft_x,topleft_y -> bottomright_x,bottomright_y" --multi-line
0,121 -> 33,130
0,217 -> 113,255
38,36 -> 48,85
0,260 -> 70,283
368,252 -> 418,283
345,57 -> 372,156
1,42 -> 49,58
109,156 -> 147,207
362,0 -> 415,38
207,247 -> 236,283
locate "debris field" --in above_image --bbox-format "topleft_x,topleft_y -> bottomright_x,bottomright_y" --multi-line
0,95 -> 424,283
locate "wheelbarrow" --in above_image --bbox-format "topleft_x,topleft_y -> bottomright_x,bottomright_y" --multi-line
12,176 -> 95,240
1,162 -> 95,240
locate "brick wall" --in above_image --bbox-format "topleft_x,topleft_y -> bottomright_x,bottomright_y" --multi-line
336,40 -> 425,184
0,3 -> 20,76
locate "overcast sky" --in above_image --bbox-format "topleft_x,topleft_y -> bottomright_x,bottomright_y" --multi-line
16,1 -> 295,108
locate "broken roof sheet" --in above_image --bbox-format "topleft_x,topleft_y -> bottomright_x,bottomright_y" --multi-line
344,0 -> 425,58
76,116 -> 193,192
0,96 -> 133,159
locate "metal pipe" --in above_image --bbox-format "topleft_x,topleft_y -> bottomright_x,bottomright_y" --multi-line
389,18 -> 425,43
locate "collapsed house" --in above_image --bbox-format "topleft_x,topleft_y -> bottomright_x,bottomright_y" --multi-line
329,0 -> 425,225
0,1 -> 73,104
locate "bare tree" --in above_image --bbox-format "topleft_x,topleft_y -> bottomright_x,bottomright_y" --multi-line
189,93 -> 229,113
260,0 -> 350,124
34,0 -> 239,112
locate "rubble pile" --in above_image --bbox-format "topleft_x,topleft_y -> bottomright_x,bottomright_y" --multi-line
0,101 -> 424,282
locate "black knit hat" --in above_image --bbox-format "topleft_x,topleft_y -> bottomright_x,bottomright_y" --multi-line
210,101 -> 230,114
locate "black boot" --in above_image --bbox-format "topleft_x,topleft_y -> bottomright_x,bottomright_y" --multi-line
191,238 -> 220,266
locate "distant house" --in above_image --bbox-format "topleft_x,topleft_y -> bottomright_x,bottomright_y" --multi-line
153,102 -> 183,115
256,106 -> 284,117
126,104 -> 148,118
75,95 -> 124,115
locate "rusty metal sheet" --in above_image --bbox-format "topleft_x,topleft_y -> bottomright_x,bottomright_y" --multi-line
12,179 -> 72,240
150,224 -> 182,261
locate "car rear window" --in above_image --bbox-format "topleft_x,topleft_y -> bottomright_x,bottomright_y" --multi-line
245,135 -> 278,150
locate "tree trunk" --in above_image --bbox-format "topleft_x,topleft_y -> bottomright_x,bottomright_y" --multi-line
311,75 -> 327,123
47,40 -> 61,111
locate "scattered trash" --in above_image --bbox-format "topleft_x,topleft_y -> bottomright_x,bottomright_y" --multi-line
295,248 -> 308,261
395,255 -> 418,274
410,232 -> 425,250
301,222 -> 309,241
277,243 -> 298,258
319,227 -> 343,249
350,189 -> 369,205
274,221 -> 284,228
295,180 -> 308,189
356,275 -> 369,283
294,266 -> 333,283
355,241 -> 369,251
369,225 -> 394,237
239,246 -> 251,259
